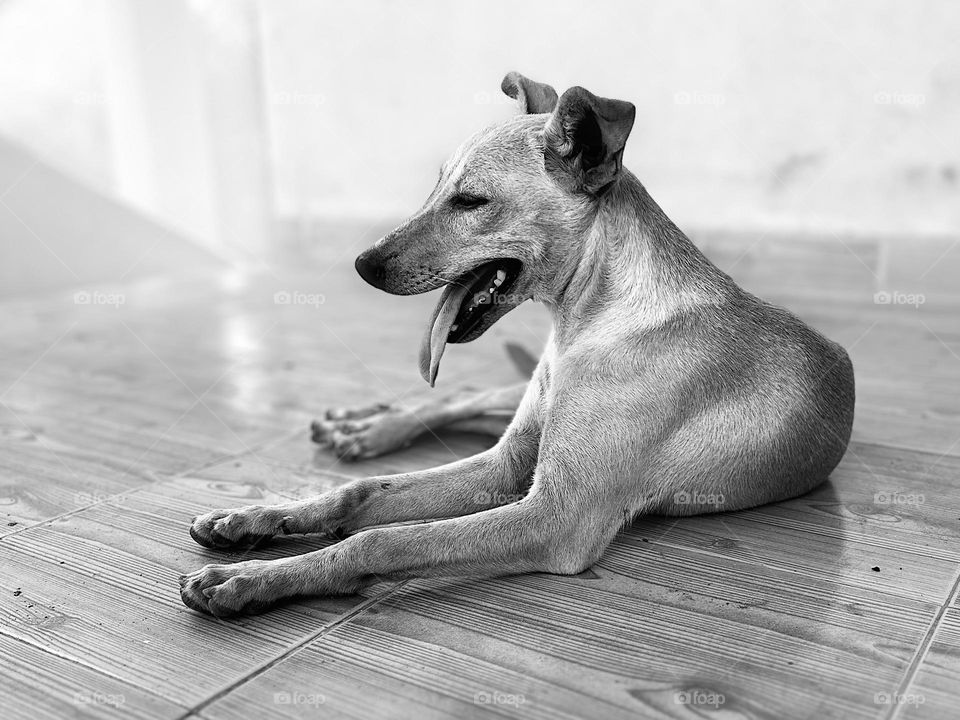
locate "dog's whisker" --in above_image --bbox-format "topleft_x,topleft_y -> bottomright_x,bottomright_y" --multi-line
425,271 -> 471,292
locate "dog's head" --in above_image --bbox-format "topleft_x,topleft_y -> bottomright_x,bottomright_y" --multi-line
355,72 -> 636,384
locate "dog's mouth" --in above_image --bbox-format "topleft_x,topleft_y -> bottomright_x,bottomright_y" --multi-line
419,258 -> 523,385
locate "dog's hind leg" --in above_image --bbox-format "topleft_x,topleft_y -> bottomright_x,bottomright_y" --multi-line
311,382 -> 527,460
445,411 -> 514,437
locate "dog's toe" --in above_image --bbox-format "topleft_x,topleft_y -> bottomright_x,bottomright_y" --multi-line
329,430 -> 364,461
179,571 -> 215,615
340,420 -> 370,434
310,419 -> 336,446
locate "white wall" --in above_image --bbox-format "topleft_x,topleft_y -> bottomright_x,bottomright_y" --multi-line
2,0 -> 957,252
260,0 -> 960,237
0,0 -> 270,257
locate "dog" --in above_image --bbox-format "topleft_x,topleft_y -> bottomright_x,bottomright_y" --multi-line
179,72 -> 855,617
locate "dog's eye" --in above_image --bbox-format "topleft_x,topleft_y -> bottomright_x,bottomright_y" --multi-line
450,194 -> 489,210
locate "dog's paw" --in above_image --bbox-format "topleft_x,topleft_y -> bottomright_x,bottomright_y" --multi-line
189,506 -> 282,549
310,404 -> 418,461
179,559 -> 280,617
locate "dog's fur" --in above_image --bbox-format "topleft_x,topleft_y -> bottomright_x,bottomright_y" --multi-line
180,73 -> 855,617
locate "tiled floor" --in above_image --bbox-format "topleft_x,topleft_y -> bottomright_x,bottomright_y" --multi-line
1,227 -> 958,719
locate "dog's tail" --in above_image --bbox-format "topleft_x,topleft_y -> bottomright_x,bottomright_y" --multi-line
503,341 -> 539,378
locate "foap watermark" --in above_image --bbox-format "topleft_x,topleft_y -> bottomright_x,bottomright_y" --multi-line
674,90 -> 726,107
272,91 -> 326,107
73,91 -> 109,106
74,691 -> 125,709
873,290 -> 925,308
875,691 -> 925,706
675,689 -> 725,709
75,491 -> 126,508
874,491 -> 925,507
273,691 -> 327,707
474,690 -> 526,708
473,90 -> 515,106
874,91 -> 925,107
274,290 -> 326,308
674,490 -> 726,508
473,491 -> 525,506
74,290 -> 125,308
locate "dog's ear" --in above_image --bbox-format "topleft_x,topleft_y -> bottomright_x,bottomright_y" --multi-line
501,72 -> 558,114
544,86 -> 636,194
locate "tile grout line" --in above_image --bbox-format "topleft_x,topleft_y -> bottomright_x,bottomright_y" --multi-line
858,438 -> 960,463
1,419 -> 406,714
0,427 -> 304,543
885,565 -> 960,720
174,581 -> 410,720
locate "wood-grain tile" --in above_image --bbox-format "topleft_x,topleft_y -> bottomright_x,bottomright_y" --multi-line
0,633 -> 183,720
0,231 -> 957,718
896,606 -> 960,720
0,456 -> 398,709
195,442 -> 956,720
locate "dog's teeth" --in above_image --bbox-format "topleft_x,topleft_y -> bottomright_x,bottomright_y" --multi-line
495,269 -> 507,283
450,324 -> 458,332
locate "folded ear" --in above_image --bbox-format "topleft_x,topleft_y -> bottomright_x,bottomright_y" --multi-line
501,72 -> 558,114
544,86 -> 636,194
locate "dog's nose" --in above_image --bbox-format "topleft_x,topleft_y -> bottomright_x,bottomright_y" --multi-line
355,250 -> 386,288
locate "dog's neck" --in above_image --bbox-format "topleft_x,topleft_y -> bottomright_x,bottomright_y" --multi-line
542,170 -> 731,348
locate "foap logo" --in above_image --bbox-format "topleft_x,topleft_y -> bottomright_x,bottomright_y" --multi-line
873,91 -> 925,107
74,691 -> 125,708
674,490 -> 726,507
873,290 -> 925,308
675,689 -> 725,708
874,491 -> 925,507
474,690 -> 526,708
490,292 -> 525,306
473,491 -> 525,506
472,90 -> 514,106
75,491 -> 126,508
875,692 -> 925,706
73,92 -> 109,106
274,290 -> 326,308
674,90 -> 726,107
74,290 -> 125,308
272,91 -> 326,107
273,691 -> 327,707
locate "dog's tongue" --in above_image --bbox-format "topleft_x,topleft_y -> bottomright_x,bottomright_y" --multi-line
419,283 -> 470,386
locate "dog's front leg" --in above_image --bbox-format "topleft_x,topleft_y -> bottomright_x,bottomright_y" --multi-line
188,440 -> 538,550
179,458 -> 616,617
180,399 -> 639,617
